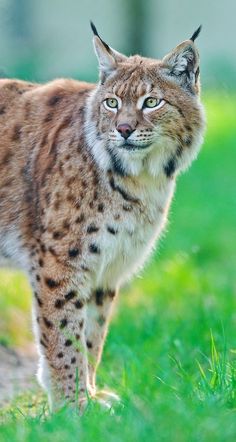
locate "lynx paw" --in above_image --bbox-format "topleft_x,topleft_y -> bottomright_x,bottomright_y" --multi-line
94,389 -> 120,411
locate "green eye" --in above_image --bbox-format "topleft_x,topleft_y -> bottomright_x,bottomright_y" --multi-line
143,97 -> 159,108
105,98 -> 118,109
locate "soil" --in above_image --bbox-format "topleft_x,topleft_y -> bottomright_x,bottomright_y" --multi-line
0,344 -> 37,406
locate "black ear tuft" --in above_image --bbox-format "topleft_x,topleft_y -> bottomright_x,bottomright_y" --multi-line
90,21 -> 99,37
90,21 -> 111,52
190,25 -> 202,42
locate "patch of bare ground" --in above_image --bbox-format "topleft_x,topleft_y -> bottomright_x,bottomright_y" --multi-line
0,344 -> 37,406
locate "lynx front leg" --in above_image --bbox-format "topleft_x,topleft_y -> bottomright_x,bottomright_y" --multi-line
32,273 -> 90,411
85,289 -> 117,395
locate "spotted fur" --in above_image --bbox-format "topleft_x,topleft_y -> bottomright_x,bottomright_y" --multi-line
0,25 -> 205,410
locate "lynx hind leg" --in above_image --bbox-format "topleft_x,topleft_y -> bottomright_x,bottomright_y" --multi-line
85,288 -> 120,404
31,268 -> 90,411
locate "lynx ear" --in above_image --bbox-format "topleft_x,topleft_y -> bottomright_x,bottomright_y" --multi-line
90,21 -> 126,83
162,26 -> 201,92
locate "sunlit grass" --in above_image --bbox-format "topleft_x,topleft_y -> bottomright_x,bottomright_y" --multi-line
0,94 -> 236,441
0,270 -> 32,346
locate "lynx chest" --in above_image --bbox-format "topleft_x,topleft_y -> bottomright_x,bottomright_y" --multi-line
86,179 -> 175,289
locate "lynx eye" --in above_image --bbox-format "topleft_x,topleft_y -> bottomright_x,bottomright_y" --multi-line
143,97 -> 159,108
105,98 -> 118,109
142,97 -> 165,113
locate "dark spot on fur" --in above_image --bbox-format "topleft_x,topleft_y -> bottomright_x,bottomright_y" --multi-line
0,106 -> 6,115
79,320 -> 84,329
40,339 -> 48,348
81,264 -> 90,272
36,275 -> 41,282
67,193 -> 76,204
53,231 -> 64,240
65,339 -> 72,347
87,224 -> 99,234
71,357 -> 76,364
60,318 -> 68,329
64,364 -> 70,369
75,334 -> 80,340
40,134 -> 48,147
68,374 -> 73,379
55,299 -> 65,309
75,213 -> 85,223
39,258 -> 44,267
86,340 -> 93,349
65,291 -> 77,301
89,243 -> 100,254
43,317 -> 53,329
93,174 -> 99,186
0,151 -> 14,166
11,124 -> 21,142
68,248 -> 80,258
54,200 -> 61,210
35,292 -> 43,307
48,247 -> 57,256
108,289 -> 116,299
95,289 -> 104,306
74,300 -> 83,309
41,224 -> 47,234
62,115 -> 72,127
98,203 -> 104,212
47,95 -> 62,106
57,352 -> 64,359
63,220 -> 70,230
97,315 -> 106,326
164,157 -> 176,178
45,278 -> 60,289
67,176 -> 76,186
42,333 -> 49,342
107,225 -> 118,235
40,244 -> 46,254
122,204 -> 133,212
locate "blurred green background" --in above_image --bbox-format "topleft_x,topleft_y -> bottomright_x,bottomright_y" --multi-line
0,0 -> 235,89
0,1 -> 236,441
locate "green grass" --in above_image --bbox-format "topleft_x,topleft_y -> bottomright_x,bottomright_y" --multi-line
0,93 -> 236,441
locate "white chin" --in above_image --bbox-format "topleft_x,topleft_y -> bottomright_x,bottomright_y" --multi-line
117,143 -> 153,152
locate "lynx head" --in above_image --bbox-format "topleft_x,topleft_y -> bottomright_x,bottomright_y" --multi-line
86,23 -> 205,178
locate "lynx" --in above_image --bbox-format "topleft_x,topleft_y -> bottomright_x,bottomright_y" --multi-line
0,23 -> 205,410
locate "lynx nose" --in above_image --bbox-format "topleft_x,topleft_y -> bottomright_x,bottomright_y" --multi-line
117,124 -> 134,140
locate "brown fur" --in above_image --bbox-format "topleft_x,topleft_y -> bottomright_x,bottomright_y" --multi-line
0,29 -> 205,410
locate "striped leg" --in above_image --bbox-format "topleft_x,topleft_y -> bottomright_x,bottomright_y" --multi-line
85,288 -> 118,402
32,271 -> 90,411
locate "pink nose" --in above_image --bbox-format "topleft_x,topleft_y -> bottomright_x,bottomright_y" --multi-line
117,124 -> 134,139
